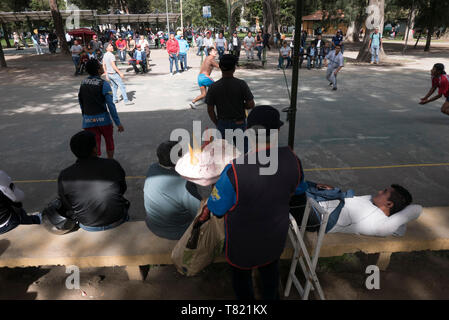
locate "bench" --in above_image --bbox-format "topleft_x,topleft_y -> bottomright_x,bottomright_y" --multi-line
0,207 -> 447,281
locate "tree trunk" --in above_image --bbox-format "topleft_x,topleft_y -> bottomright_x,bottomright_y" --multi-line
263,0 -> 277,45
0,39 -> 7,68
356,0 -> 385,62
345,21 -> 357,43
49,0 -> 70,55
414,31 -> 422,48
2,24 -> 13,48
404,8 -> 416,42
424,25 -> 433,51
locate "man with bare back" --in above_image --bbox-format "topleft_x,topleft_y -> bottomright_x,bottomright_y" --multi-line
189,47 -> 219,109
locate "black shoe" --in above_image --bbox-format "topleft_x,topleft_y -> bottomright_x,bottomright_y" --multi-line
329,82 -> 333,86
332,87 -> 337,91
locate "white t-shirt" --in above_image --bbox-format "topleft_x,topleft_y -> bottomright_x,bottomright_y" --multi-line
215,37 -> 226,48
243,36 -> 255,48
103,51 -> 117,74
71,45 -> 83,57
316,39 -> 322,49
320,196 -> 418,237
280,46 -> 291,57
203,37 -> 214,48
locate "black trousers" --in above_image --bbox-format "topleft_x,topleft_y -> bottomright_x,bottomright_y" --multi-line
231,260 -> 280,300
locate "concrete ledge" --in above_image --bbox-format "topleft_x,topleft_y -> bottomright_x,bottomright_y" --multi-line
0,207 -> 447,271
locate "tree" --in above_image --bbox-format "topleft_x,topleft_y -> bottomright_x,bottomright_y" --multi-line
0,38 -> 6,68
356,0 -> 385,62
262,0 -> 278,38
413,0 -> 449,51
49,0 -> 70,55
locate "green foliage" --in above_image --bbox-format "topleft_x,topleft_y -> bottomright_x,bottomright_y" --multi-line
183,0 -> 228,28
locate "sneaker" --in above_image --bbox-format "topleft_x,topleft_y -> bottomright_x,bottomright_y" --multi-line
189,102 -> 197,109
113,100 -> 119,104
329,82 -> 333,86
332,87 -> 338,91
277,67 -> 280,70
29,211 -> 42,224
370,61 -> 374,64
124,101 -> 134,105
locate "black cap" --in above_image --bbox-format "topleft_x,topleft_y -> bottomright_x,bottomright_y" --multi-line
70,131 -> 97,159
247,105 -> 284,130
219,54 -> 237,71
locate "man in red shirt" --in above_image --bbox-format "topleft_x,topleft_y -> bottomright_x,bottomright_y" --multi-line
166,32 -> 180,75
420,63 -> 449,116
115,35 -> 127,62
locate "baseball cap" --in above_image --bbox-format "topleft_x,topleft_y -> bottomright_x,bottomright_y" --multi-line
219,54 -> 237,71
0,171 -> 25,203
247,105 -> 284,130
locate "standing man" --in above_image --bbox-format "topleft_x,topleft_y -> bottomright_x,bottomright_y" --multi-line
206,105 -> 307,300
369,27 -> 383,65
78,59 -> 125,159
71,40 -> 83,76
243,31 -> 255,60
32,29 -> 44,55
255,30 -> 264,61
177,35 -> 190,72
166,32 -> 180,76
190,48 -> 219,109
419,63 -> 449,117
314,34 -> 325,69
115,35 -> 127,62
196,33 -> 204,56
103,43 -> 134,105
324,44 -> 344,91
205,54 -> 255,139
332,30 -> 344,53
89,35 -> 102,53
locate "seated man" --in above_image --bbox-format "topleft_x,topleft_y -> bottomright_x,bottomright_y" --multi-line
293,182 -> 419,237
0,170 -> 41,234
58,131 -> 130,232
130,44 -> 147,74
144,141 -> 201,240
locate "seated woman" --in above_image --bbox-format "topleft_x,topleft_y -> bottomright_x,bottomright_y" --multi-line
291,182 -> 421,237
143,141 -> 201,240
0,170 -> 41,234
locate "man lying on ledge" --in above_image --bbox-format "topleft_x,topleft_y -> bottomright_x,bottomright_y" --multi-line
292,182 -> 422,237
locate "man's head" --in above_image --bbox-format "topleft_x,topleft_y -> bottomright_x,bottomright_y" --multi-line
258,31 -> 262,36
85,59 -> 104,76
372,184 -> 413,216
106,43 -> 114,52
248,31 -> 252,37
374,27 -> 379,34
431,63 -> 446,77
70,131 -> 97,159
74,40 -> 79,46
157,141 -> 181,168
208,47 -> 218,57
93,35 -> 97,40
219,54 -> 237,74
170,32 -> 175,40
140,35 -> 145,40
335,44 -> 341,54
206,32 -> 211,38
283,41 -> 287,47
233,31 -> 237,37
219,32 -> 223,38
336,30 -> 341,36
118,35 -> 122,40
311,41 -> 316,47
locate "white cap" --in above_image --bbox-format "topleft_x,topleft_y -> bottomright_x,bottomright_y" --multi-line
0,170 -> 25,203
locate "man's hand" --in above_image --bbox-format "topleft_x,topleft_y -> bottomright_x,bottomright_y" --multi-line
118,124 -> 124,132
334,70 -> 338,75
119,72 -> 124,79
105,74 -> 109,82
316,183 -> 334,190
419,99 -> 428,105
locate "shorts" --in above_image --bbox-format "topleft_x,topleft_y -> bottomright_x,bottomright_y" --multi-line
84,124 -> 114,156
198,73 -> 214,88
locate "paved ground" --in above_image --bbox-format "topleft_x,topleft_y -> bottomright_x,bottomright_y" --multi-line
0,41 -> 448,299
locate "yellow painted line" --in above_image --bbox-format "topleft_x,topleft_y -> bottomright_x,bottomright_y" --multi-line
12,163 -> 449,184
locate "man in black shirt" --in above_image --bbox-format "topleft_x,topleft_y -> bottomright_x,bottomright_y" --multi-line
58,131 -> 130,231
205,54 -> 255,143
0,170 -> 41,234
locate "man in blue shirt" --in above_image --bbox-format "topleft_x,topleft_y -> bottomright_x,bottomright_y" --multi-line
144,141 -> 201,240
369,27 -> 383,64
306,41 -> 318,69
78,59 -> 124,159
332,30 -> 344,53
206,106 -> 308,300
177,35 -> 190,72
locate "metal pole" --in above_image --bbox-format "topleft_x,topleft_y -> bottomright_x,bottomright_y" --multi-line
180,0 -> 183,31
288,0 -> 303,149
165,0 -> 170,33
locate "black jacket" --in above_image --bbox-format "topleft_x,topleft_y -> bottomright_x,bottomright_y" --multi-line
58,157 -> 129,227
0,192 -> 22,226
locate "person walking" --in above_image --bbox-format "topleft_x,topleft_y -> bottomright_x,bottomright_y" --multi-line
324,44 -> 344,91
102,43 -> 134,105
31,29 -> 44,55
166,32 -> 180,75
369,27 -> 383,65
255,30 -> 264,61
78,59 -> 125,159
71,40 -> 83,76
177,35 -> 190,72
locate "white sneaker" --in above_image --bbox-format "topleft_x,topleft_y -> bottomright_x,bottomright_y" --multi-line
125,101 -> 134,105
189,102 -> 197,109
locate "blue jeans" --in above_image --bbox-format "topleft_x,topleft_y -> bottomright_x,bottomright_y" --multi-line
118,50 -> 126,62
317,56 -> 323,68
79,213 -> 130,232
307,56 -> 318,69
371,45 -> 380,63
256,46 -> 263,60
72,56 -> 80,73
278,56 -> 291,68
0,208 -> 41,235
108,73 -> 129,103
169,54 -> 179,73
179,53 -> 188,70
217,47 -> 225,59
